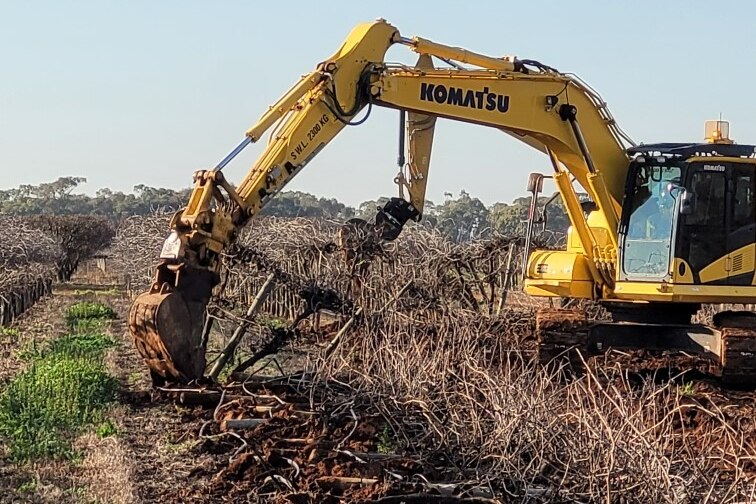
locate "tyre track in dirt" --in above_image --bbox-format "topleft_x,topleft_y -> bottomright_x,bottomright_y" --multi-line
102,292 -> 213,503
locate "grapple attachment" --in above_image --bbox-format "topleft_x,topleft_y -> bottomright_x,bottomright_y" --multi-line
129,265 -> 215,384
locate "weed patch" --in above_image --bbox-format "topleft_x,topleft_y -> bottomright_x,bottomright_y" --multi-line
0,351 -> 118,460
0,303 -> 118,461
377,424 -> 394,454
15,339 -> 44,362
50,333 -> 115,357
65,301 -> 115,326
0,327 -> 20,338
678,382 -> 696,397
16,479 -> 36,494
70,317 -> 107,334
96,419 -> 118,438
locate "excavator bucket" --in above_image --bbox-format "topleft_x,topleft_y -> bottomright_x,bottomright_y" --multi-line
129,274 -> 210,384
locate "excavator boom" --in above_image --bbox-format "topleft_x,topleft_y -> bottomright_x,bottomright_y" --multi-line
129,19 -> 634,383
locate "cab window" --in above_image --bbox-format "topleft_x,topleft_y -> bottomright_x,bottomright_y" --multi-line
688,171 -> 726,227
733,173 -> 755,230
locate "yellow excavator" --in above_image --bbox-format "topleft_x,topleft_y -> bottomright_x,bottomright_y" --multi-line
129,19 -> 756,386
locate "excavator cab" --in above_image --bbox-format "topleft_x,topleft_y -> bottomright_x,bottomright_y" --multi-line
618,141 -> 756,292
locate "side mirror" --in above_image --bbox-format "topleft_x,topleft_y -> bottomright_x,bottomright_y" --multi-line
680,189 -> 696,215
527,173 -> 544,194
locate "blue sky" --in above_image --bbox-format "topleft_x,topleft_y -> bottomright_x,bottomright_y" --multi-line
2,1 -> 755,206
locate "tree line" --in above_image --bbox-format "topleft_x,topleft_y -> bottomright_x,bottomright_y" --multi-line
0,177 -> 571,242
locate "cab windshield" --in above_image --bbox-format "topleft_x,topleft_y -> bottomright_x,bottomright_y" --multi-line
622,165 -> 682,277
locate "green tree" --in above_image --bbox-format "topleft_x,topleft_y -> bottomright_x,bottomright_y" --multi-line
354,197 -> 392,220
0,179 -> 195,216
432,190 -> 489,242
0,177 -> 87,215
488,193 -> 571,238
261,191 -> 355,219
0,177 -> 572,244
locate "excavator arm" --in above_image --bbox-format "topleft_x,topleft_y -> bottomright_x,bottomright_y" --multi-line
129,19 -> 634,383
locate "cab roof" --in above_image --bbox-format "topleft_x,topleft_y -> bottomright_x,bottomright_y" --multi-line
627,143 -> 756,158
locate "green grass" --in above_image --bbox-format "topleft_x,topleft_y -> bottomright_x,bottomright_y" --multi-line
127,371 -> 142,386
64,301 -> 116,327
17,479 -> 36,494
0,327 -> 20,338
0,302 -> 118,462
96,419 -> 118,438
0,350 -> 118,460
70,317 -> 107,334
15,339 -> 44,362
679,382 -> 696,397
15,323 -> 113,362
50,333 -> 114,357
377,424 -> 395,454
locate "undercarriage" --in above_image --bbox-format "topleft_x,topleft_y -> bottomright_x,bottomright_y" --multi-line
536,304 -> 756,387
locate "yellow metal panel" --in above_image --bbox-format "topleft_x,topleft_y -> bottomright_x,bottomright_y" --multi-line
589,227 -> 612,250
563,193 -> 615,254
551,170 -> 603,285
730,243 -> 755,277
377,70 -> 630,204
526,250 -> 594,282
524,280 -> 594,299
699,255 -> 729,284
525,249 -> 595,299
671,258 -> 694,284
699,244 -> 755,284
613,281 -> 756,303
566,226 -> 582,253
404,53 -> 437,214
408,36 -> 516,72
586,171 -> 619,247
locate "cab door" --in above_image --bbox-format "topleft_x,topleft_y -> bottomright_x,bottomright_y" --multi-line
679,165 -> 729,284
726,163 -> 756,285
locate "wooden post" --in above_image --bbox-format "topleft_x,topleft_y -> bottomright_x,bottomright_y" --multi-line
496,245 -> 515,315
209,273 -> 276,380
323,307 -> 363,359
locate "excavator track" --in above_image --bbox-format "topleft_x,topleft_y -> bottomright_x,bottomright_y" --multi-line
715,312 -> 756,387
536,307 -> 756,388
720,327 -> 756,386
536,308 -> 590,369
